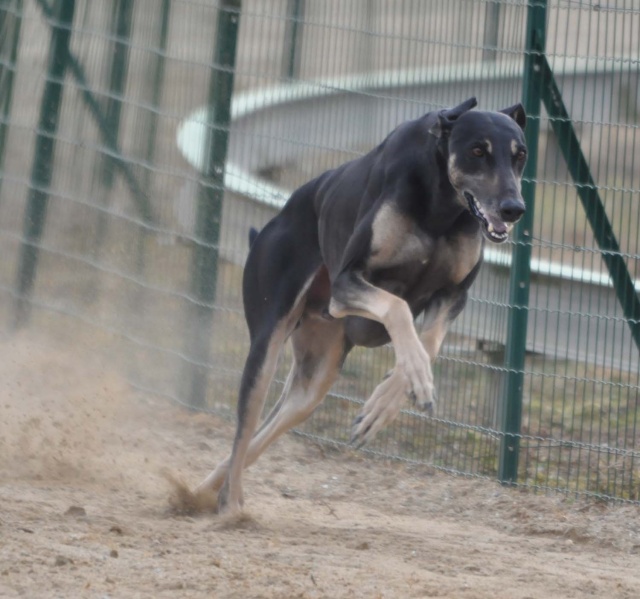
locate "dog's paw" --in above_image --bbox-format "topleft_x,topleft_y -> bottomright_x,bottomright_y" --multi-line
350,370 -> 406,448
217,479 -> 244,517
217,499 -> 244,518
399,353 -> 436,413
408,387 -> 437,414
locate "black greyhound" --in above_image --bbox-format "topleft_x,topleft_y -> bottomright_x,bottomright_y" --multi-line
195,97 -> 527,514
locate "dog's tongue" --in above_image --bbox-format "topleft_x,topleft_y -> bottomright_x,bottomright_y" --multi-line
486,214 -> 507,235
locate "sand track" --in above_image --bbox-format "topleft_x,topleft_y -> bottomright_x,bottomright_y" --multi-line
1,332 -> 639,598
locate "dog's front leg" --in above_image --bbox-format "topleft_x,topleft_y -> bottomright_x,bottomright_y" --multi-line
350,308 -> 455,447
349,368 -> 420,447
329,270 -> 436,414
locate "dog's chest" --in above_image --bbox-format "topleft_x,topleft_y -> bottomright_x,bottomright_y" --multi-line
430,232 -> 483,286
368,203 -> 482,291
368,203 -> 432,268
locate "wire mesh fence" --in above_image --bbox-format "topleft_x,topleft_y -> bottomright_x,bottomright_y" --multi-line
0,0 -> 638,502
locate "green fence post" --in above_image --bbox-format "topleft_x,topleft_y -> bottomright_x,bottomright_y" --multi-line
482,1 -> 500,62
0,0 -> 23,204
89,0 -> 134,298
13,0 -> 75,328
125,0 -> 171,379
498,0 -> 546,484
98,0 -> 134,191
143,0 -> 170,190
184,0 -> 241,409
282,0 -> 304,81
32,0 -> 155,224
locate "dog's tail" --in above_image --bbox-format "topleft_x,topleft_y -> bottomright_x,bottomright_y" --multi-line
248,227 -> 259,247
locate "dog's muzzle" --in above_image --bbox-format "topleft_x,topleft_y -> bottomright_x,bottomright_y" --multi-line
464,192 -> 525,244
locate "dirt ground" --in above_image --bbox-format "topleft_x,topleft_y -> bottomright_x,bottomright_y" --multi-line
1,332 -> 640,599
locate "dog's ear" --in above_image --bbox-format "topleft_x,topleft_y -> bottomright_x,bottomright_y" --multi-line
429,97 -> 478,138
443,97 -> 478,121
500,103 -> 526,130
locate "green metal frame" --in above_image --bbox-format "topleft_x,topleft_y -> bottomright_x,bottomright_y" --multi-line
499,0 -> 545,484
14,0 -> 75,328
33,0 -> 154,224
91,0 -> 135,273
15,0 -> 162,328
539,60 -> 640,348
99,0 -> 134,190
142,0 -> 171,190
184,0 -> 242,408
500,0 -> 640,484
482,1 -> 500,63
0,0 -> 23,205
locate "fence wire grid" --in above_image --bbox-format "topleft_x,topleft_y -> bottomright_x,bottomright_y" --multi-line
0,0 -> 639,502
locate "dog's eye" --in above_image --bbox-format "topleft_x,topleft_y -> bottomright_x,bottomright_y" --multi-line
516,149 -> 527,161
471,147 -> 485,157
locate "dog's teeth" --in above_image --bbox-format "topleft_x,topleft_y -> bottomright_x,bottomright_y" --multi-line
487,223 -> 494,233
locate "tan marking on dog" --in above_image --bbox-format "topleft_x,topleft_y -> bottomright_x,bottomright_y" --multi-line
329,281 -> 403,323
515,174 -> 523,186
216,323 -> 288,512
484,139 -> 492,154
511,139 -> 519,155
447,153 -> 462,186
421,315 -> 449,361
369,203 -> 430,267
351,368 -> 409,443
203,318 -> 345,499
448,233 -> 483,285
329,278 -> 435,409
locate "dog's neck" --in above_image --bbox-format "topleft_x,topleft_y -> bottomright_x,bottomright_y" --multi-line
402,144 -> 477,238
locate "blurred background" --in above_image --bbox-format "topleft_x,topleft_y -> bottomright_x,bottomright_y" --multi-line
0,0 -> 639,501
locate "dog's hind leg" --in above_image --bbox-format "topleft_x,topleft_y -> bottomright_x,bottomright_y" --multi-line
238,317 -> 346,468
196,317 -> 346,509
196,194 -> 329,514
194,350 -> 295,497
213,322 -> 289,515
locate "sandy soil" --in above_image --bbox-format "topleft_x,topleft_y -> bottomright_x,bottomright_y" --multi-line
1,332 -> 640,599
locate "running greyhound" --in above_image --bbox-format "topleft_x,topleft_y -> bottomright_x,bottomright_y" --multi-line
195,97 -> 527,514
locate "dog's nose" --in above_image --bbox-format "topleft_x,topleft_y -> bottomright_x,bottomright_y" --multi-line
499,199 -> 525,223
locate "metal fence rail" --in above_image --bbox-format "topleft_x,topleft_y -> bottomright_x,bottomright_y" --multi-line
0,0 -> 638,502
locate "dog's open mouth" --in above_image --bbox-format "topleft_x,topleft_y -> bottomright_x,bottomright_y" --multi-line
464,192 -> 511,243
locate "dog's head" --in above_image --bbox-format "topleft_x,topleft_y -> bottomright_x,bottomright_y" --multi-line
430,98 -> 528,244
